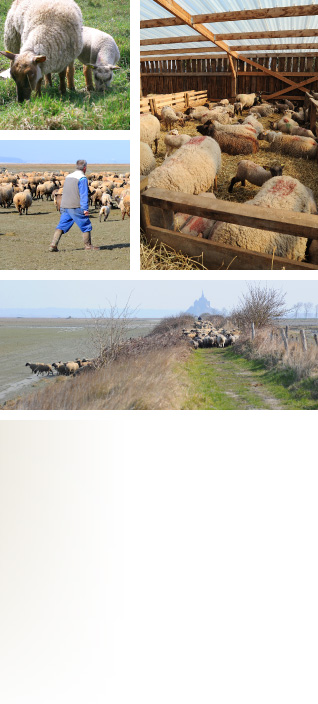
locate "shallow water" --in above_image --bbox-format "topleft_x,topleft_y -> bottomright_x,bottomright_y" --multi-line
0,317 -> 158,404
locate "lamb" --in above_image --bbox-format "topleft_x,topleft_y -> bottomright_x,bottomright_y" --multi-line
260,131 -> 318,159
161,105 -> 179,130
228,160 -> 284,192
211,176 -> 317,261
197,121 -> 259,155
68,26 -> 120,92
1,0 -> 83,102
234,101 -> 243,115
13,188 -> 32,214
164,129 -> 191,157
99,205 -> 110,222
235,93 -> 261,111
140,141 -> 156,177
140,113 -> 161,154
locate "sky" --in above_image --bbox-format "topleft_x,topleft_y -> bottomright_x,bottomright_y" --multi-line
0,280 -> 318,315
0,140 -> 130,165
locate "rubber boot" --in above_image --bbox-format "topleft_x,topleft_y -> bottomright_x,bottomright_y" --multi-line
49,229 -> 63,252
83,230 -> 100,250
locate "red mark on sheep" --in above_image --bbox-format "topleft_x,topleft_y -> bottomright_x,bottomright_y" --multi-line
270,179 -> 296,196
188,136 -> 206,145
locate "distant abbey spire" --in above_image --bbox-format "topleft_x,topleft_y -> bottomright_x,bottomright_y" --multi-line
186,291 -> 219,316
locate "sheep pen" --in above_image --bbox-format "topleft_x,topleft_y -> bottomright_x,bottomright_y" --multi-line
140,1 -> 318,270
0,162 -> 130,270
0,0 -> 129,129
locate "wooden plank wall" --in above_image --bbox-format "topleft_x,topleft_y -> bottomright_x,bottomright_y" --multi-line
141,54 -> 318,99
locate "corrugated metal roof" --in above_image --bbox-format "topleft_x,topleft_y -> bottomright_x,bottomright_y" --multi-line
140,0 -> 318,53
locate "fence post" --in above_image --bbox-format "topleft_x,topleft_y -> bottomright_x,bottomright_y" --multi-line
251,322 -> 255,340
285,325 -> 289,339
184,91 -> 189,109
300,329 -> 308,352
149,97 -> 155,115
314,333 -> 318,346
270,329 -> 274,342
280,328 -> 289,353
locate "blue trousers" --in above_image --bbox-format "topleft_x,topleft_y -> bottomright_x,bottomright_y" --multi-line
57,208 -> 92,233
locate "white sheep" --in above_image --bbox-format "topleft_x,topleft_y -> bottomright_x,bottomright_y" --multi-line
228,160 -> 283,192
235,93 -> 260,111
140,141 -> 156,177
242,115 -> 264,135
140,113 -> 161,154
175,192 -> 217,239
249,103 -> 274,117
161,105 -> 179,130
211,176 -> 317,261
70,26 -> 120,92
101,191 -> 111,207
164,129 -> 191,158
99,205 -> 110,222
1,0 -> 83,101
270,116 -> 316,139
260,131 -> 318,159
13,188 -> 32,214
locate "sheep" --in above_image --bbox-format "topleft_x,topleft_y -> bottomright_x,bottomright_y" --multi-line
270,117 -> 316,140
211,176 -> 317,261
184,105 -> 210,119
1,0 -> 83,102
175,192 -> 218,240
118,194 -> 130,219
52,362 -> 68,375
234,101 -> 243,116
31,363 -> 53,375
228,160 -> 284,193
242,115 -> 264,136
13,188 -> 32,214
161,105 -> 179,130
140,113 -> 161,154
64,361 -> 79,375
164,129 -> 192,158
216,335 -> 226,348
148,135 -> 221,195
68,26 -> 120,92
0,184 -> 13,207
101,191 -> 111,207
197,121 -> 259,155
36,180 -> 58,200
249,104 -> 274,117
140,141 -> 156,177
260,131 -> 318,159
25,362 -> 39,374
235,93 -> 261,111
99,205 -> 110,222
200,109 -> 232,125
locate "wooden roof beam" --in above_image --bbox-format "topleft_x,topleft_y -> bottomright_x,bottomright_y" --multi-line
151,0 -> 315,95
140,53 -> 318,61
141,43 -> 318,56
141,4 -> 318,28
141,29 -> 318,46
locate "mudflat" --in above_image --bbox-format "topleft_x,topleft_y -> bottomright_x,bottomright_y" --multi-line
0,317 -> 158,405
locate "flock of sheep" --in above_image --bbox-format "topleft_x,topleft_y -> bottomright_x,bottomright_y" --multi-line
0,0 -> 120,101
0,169 -> 130,221
182,318 -> 240,349
25,358 -> 95,378
140,90 -> 318,264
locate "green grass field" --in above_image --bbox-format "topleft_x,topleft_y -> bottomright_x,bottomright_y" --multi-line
0,0 -> 129,129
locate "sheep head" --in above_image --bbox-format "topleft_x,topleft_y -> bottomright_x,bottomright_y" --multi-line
87,62 -> 120,91
0,51 -> 46,102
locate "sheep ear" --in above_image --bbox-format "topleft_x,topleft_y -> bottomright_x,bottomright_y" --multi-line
0,50 -> 16,61
34,55 -> 46,63
110,65 -> 121,70
87,63 -> 97,69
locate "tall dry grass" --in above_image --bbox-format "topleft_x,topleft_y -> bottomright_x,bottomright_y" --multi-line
234,327 -> 318,381
6,345 -> 190,410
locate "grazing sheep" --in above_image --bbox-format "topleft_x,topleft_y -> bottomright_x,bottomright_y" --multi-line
99,205 -> 110,222
197,121 -> 259,155
164,129 -> 191,157
13,188 -> 32,214
1,0 -> 83,102
211,176 -> 317,261
161,105 -> 179,130
235,93 -> 260,111
140,113 -> 161,154
260,131 -> 318,159
71,26 -> 120,92
228,160 -> 283,192
140,141 -> 156,177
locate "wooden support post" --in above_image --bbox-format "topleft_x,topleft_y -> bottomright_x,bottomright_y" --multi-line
184,91 -> 190,108
314,333 -> 318,346
300,329 -> 308,352
280,328 -> 289,353
251,322 -> 255,340
149,97 -> 155,115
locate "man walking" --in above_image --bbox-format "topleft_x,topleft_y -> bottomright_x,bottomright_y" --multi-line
49,159 -> 99,251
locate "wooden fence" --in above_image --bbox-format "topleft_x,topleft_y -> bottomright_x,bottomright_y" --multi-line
140,54 -> 318,101
140,185 -> 318,271
140,90 -> 207,114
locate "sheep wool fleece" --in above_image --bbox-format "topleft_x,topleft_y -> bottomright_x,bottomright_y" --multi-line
58,170 -> 91,233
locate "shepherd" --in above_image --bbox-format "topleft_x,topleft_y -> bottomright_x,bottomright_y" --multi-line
49,159 -> 99,251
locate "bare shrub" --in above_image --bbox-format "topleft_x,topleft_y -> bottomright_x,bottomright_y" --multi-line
232,283 -> 289,330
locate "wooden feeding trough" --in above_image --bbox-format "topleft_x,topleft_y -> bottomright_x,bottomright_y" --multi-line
141,185 -> 318,270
